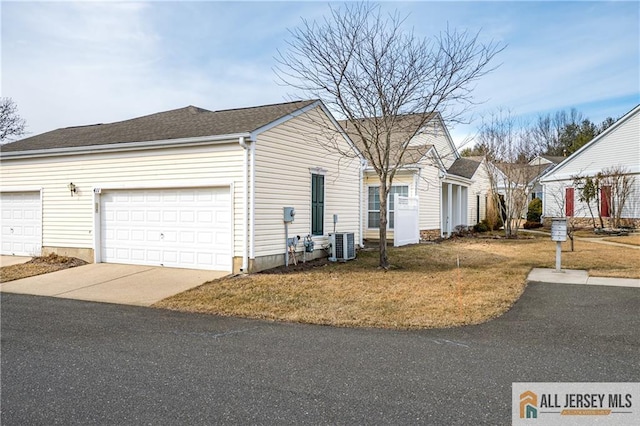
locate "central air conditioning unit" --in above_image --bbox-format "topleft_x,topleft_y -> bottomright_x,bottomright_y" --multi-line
329,232 -> 356,262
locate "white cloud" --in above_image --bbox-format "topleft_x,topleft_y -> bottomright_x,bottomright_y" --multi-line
1,1 -> 638,144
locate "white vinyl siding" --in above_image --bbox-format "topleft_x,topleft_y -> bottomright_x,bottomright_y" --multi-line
466,160 -> 491,226
253,106 -> 361,257
415,164 -> 441,231
0,144 -> 245,256
408,118 -> 458,169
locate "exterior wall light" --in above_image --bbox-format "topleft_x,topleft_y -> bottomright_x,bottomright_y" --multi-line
68,182 -> 77,196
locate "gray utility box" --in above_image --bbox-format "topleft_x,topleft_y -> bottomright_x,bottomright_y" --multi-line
283,207 -> 295,222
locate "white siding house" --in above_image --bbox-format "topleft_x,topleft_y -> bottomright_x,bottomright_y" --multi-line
341,114 -> 483,241
0,100 -> 362,273
540,104 -> 640,227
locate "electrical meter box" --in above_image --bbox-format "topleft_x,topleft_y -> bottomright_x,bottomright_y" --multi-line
283,207 -> 296,222
551,217 -> 567,242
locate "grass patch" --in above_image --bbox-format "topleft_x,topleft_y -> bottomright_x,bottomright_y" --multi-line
0,254 -> 87,283
155,235 -> 640,329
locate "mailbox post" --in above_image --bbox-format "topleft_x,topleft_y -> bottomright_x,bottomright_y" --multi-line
551,218 -> 567,272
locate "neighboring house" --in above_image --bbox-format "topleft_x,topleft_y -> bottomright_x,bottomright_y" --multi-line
527,155 -> 567,201
0,100 -> 362,273
340,113 -> 482,240
540,104 -> 640,227
492,158 -> 562,220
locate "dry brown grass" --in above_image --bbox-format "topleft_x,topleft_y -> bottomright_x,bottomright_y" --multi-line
0,254 -> 87,283
156,235 -> 640,329
603,235 -> 640,247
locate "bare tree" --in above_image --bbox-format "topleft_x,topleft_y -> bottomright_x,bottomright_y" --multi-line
275,2 -> 503,268
0,97 -> 27,144
531,108 -> 585,156
572,174 -> 598,228
477,109 -> 543,237
600,166 -> 635,229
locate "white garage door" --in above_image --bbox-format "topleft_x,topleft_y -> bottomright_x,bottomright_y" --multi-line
0,191 -> 42,256
101,188 -> 231,271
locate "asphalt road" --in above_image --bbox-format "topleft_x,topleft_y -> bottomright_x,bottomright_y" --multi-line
1,282 -> 639,425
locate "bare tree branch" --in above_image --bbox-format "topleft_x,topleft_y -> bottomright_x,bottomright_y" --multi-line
274,2 -> 504,267
0,97 -> 27,144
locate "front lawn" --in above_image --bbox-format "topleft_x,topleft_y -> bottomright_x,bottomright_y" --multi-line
155,235 -> 640,329
0,254 -> 87,283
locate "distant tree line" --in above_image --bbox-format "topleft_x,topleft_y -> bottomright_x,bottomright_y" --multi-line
461,108 -> 618,160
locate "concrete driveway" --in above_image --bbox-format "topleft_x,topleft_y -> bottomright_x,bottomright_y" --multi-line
0,262 -> 228,306
0,255 -> 32,267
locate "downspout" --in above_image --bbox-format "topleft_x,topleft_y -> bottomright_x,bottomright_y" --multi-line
439,171 -> 445,238
239,136 -> 249,273
249,142 -> 256,266
359,158 -> 367,247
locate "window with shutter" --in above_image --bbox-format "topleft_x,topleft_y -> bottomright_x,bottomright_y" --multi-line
565,187 -> 574,217
601,186 -> 611,217
311,174 -> 324,235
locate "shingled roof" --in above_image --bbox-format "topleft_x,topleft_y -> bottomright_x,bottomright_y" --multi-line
495,162 -> 553,184
447,157 -> 481,179
1,100 -> 317,153
338,114 -> 435,167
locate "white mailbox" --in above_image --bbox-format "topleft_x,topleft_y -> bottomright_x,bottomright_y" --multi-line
551,217 -> 567,242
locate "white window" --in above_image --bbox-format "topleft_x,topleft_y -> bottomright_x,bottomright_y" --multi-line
367,185 -> 409,229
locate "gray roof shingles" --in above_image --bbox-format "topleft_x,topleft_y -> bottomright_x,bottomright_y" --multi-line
447,158 -> 481,179
338,114 -> 435,167
1,100 -> 317,153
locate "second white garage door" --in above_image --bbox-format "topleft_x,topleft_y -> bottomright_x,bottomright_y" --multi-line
100,187 -> 231,271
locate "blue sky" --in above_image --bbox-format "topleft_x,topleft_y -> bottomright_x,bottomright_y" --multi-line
2,1 -> 639,146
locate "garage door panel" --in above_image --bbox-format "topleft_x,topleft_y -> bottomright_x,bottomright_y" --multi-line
101,188 -> 231,271
0,192 -> 42,256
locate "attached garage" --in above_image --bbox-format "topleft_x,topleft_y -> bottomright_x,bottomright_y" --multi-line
1,100 -> 362,273
98,187 -> 232,271
0,191 -> 42,256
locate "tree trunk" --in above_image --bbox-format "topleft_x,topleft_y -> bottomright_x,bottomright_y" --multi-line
378,179 -> 390,269
586,202 -> 596,228
569,232 -> 574,251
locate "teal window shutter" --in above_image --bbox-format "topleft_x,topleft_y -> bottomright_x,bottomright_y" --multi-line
312,174 -> 324,235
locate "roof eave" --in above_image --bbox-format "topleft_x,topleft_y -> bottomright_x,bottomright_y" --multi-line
0,133 -> 252,160
442,173 -> 473,185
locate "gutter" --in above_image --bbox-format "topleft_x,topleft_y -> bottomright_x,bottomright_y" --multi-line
0,132 -> 252,160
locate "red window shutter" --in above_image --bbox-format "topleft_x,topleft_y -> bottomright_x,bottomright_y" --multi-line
565,187 -> 574,217
601,186 -> 611,217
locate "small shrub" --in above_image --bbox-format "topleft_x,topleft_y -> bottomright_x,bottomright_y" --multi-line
453,225 -> 473,237
473,221 -> 489,233
523,221 -> 543,229
527,198 -> 542,223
